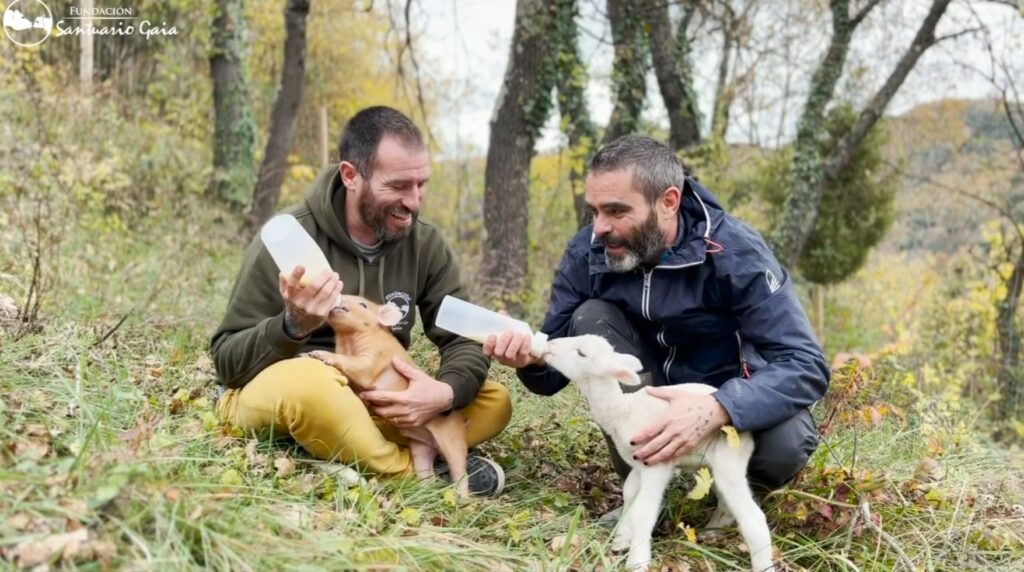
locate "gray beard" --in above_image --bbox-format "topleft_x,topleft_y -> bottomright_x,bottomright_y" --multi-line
603,213 -> 666,272
606,250 -> 642,272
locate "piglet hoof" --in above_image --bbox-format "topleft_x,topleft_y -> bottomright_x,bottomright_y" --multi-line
302,351 -> 336,367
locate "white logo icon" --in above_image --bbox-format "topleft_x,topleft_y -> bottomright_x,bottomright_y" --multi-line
384,291 -> 412,327
3,0 -> 52,47
765,269 -> 781,294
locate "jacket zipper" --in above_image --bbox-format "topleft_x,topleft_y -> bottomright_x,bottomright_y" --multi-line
644,182 -> 715,383
642,270 -> 653,320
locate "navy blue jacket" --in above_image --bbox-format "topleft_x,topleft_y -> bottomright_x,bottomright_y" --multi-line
517,179 -> 829,432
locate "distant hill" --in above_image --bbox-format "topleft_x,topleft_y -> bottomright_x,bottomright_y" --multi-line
882,98 -> 1021,254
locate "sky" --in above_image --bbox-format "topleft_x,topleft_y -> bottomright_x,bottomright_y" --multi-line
413,0 -> 1023,158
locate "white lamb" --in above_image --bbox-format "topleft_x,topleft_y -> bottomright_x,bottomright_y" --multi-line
542,334 -> 776,572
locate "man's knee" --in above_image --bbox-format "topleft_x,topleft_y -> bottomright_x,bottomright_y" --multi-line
748,409 -> 819,490
239,357 -> 354,421
270,356 -> 346,393
465,381 -> 513,444
482,381 -> 513,432
568,299 -> 626,336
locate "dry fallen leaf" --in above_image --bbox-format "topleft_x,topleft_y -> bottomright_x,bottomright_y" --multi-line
274,455 -> 296,478
11,528 -> 88,568
720,425 -> 740,448
14,424 -> 52,460
0,293 -> 17,321
686,467 -> 714,500
6,513 -> 33,532
244,440 -> 269,474
547,534 -> 582,553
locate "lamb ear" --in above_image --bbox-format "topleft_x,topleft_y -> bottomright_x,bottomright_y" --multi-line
613,367 -> 642,386
619,353 -> 643,373
611,353 -> 643,386
377,303 -> 403,327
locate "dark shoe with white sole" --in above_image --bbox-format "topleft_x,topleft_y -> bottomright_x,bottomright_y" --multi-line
434,455 -> 506,497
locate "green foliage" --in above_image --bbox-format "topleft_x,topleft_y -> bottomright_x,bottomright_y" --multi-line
604,0 -> 649,142
800,105 -> 899,284
210,0 -> 258,208
756,104 -> 899,285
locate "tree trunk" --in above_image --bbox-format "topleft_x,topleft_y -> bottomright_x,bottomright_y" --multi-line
479,0 -> 557,309
771,0 -> 952,266
810,283 -> 826,346
604,0 -> 649,144
553,0 -> 598,229
79,0 -> 94,92
640,0 -> 701,150
210,0 -> 257,208
994,244 -> 1024,435
769,0 -> 856,265
245,0 -> 311,236
709,6 -> 735,142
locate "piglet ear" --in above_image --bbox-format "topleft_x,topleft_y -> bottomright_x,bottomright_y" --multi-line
377,303 -> 403,327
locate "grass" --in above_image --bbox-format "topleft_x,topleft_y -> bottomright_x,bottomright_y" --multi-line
1,200 -> 1022,571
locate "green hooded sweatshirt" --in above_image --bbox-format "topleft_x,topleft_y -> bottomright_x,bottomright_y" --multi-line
209,165 -> 489,409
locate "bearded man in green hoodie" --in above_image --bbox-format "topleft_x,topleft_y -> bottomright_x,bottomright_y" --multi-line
211,106 -> 510,496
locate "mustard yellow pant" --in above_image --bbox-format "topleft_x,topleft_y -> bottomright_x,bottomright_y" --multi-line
217,357 -> 512,476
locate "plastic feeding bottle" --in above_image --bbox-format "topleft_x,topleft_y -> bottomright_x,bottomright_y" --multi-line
260,214 -> 333,286
436,295 -> 548,357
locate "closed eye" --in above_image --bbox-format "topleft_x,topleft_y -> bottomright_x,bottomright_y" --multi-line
576,349 -> 587,358
358,302 -> 368,308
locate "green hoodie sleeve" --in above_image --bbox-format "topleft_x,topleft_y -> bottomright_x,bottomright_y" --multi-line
416,234 -> 491,410
210,238 -> 305,389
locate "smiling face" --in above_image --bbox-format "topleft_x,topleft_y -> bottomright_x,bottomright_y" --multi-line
341,136 -> 430,245
585,168 -> 679,272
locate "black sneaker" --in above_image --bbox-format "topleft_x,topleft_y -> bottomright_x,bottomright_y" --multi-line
433,455 -> 506,497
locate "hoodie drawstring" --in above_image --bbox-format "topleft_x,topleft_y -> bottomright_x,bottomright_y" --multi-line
356,258 -> 365,297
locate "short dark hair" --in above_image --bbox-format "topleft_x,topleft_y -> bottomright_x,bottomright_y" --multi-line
339,106 -> 424,178
589,135 -> 687,204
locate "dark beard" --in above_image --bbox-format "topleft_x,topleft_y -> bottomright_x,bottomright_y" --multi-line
357,184 -> 417,243
599,210 -> 666,272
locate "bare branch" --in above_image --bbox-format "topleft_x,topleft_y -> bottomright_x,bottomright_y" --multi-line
385,0 -> 437,148
851,0 -> 886,28
983,0 -> 1022,9
934,25 -> 985,44
823,0 -> 954,183
401,0 -> 438,148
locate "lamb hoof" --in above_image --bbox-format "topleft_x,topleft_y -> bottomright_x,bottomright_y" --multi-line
697,529 -> 730,544
610,533 -> 630,553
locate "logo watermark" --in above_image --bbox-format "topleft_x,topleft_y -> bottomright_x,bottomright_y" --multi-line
3,0 -> 52,47
3,0 -> 178,47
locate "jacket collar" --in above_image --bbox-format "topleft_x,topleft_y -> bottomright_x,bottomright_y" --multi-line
588,177 -> 725,274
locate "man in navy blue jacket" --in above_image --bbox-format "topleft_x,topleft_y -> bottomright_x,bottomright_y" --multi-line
484,135 -> 828,490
